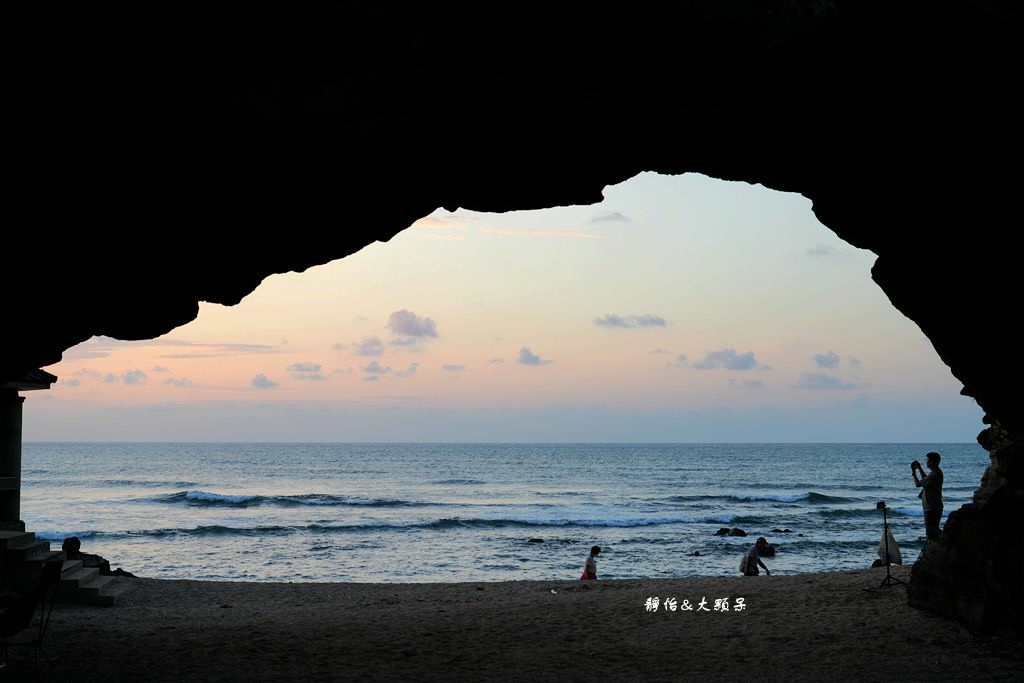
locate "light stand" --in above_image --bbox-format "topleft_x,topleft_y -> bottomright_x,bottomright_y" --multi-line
876,501 -> 904,587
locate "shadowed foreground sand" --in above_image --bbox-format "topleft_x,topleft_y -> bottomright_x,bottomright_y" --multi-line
6,566 -> 1022,681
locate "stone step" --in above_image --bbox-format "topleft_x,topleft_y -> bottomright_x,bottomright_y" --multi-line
94,577 -> 133,607
0,530 -> 36,550
3,529 -> 133,606
59,565 -> 101,589
56,568 -> 135,606
63,573 -> 114,603
56,582 -> 101,604
2,538 -> 50,561
86,574 -> 116,594
23,549 -> 62,568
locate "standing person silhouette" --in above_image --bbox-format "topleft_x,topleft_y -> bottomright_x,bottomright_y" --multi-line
911,451 -> 944,541
580,545 -> 600,580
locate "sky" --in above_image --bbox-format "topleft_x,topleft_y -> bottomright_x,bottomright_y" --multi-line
25,172 -> 982,442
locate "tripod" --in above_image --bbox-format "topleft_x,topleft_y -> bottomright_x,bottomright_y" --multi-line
878,504 -> 904,587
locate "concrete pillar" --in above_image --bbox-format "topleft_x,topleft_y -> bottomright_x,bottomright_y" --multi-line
0,389 -> 25,532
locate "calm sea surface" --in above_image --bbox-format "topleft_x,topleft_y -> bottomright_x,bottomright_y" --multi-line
19,443 -> 987,582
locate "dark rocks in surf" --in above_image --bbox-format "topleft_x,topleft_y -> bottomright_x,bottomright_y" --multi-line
715,527 -> 748,537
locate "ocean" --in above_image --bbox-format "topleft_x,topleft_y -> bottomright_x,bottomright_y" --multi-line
19,443 -> 987,583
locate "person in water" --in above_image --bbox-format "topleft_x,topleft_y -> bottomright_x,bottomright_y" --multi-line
740,537 -> 771,576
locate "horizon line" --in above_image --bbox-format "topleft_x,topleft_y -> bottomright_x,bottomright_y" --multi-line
23,440 -> 979,445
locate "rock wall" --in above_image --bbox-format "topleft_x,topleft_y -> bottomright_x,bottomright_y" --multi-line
909,424 -> 1024,635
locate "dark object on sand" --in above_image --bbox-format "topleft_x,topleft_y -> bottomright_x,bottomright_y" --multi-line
874,502 -> 904,588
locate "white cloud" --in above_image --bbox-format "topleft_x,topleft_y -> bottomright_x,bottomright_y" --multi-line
387,310 -> 438,338
517,348 -> 552,366
251,374 -> 279,389
98,369 -> 149,385
395,363 -> 419,378
590,211 -> 632,223
287,362 -> 325,381
813,351 -> 841,369
693,348 -> 763,370
334,336 -> 387,356
356,336 -> 385,356
287,362 -> 321,373
389,337 -> 422,348
362,361 -> 391,375
594,314 -> 667,329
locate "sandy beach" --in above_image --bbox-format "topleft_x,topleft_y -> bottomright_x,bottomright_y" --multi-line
4,565 -> 1021,681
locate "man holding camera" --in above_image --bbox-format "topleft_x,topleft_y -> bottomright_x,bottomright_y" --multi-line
911,451 -> 944,541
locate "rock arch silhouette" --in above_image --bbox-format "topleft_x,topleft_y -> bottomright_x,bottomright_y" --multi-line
4,3 -> 1020,634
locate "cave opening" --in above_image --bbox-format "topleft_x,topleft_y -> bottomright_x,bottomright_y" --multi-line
15,172 -> 986,583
